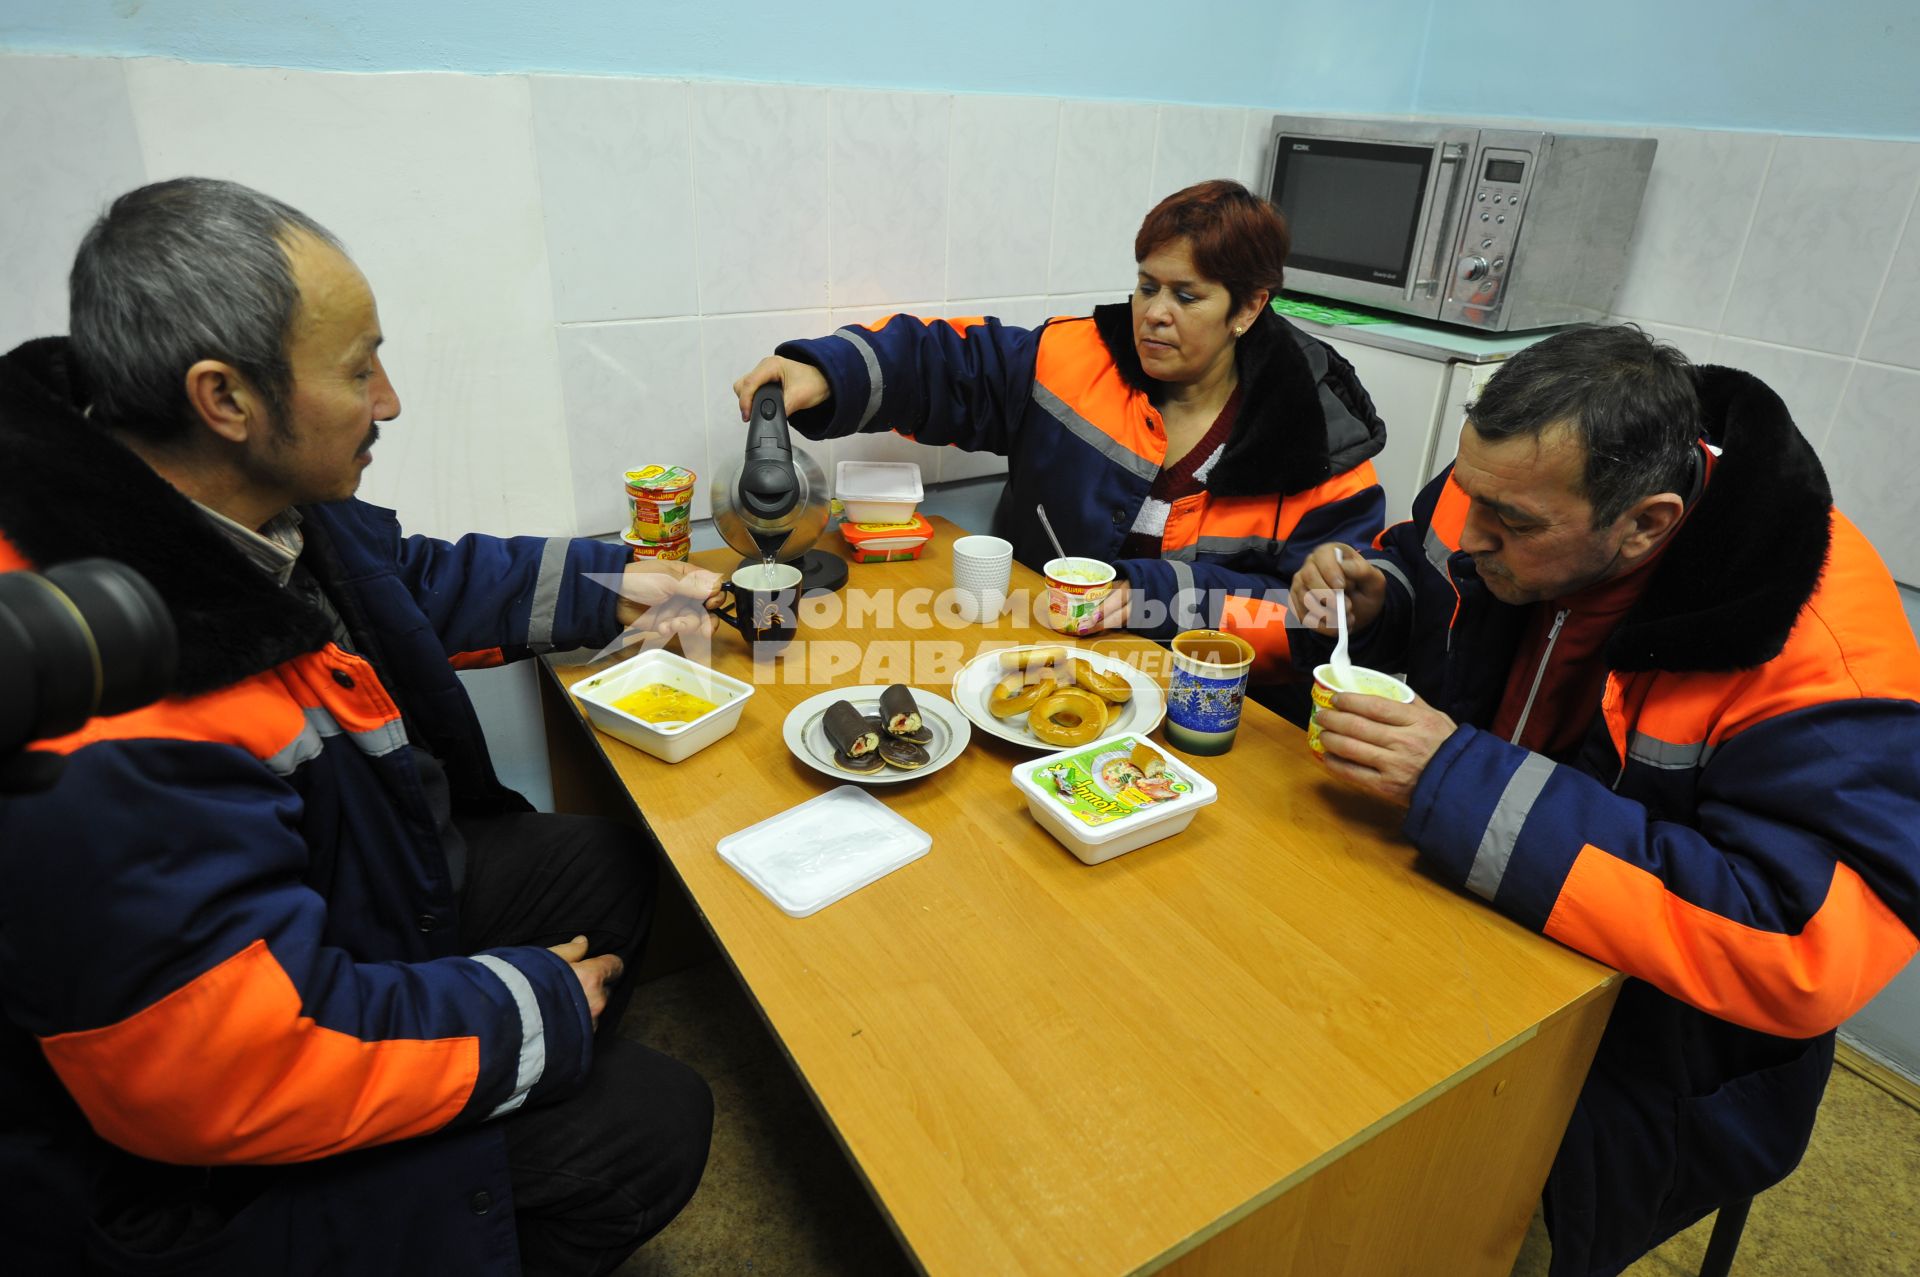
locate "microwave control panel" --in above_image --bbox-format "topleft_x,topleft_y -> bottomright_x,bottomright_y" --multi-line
1448,147 -> 1532,322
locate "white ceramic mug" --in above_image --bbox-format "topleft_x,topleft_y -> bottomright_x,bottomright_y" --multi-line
951,535 -> 1013,624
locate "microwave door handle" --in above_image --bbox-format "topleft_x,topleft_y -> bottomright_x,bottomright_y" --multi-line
1412,143 -> 1468,300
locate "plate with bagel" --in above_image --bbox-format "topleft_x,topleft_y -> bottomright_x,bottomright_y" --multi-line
951,643 -> 1165,750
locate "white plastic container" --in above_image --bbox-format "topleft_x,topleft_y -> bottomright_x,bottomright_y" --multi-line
569,648 -> 755,764
1010,732 -> 1218,864
835,460 -> 924,523
716,785 -> 932,916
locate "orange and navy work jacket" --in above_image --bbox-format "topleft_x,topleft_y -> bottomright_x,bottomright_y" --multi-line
779,304 -> 1386,679
0,335 -> 635,1276
1307,366 -> 1920,1226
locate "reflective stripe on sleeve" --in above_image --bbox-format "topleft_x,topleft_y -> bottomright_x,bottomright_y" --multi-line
1167,558 -> 1207,631
528,537 -> 569,652
1464,752 -> 1557,902
1375,556 -> 1413,603
832,326 -> 886,431
470,955 -> 547,1118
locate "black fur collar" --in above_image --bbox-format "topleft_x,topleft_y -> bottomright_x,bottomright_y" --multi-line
0,338 -> 332,695
1089,303 -> 1383,497
1606,366 -> 1834,674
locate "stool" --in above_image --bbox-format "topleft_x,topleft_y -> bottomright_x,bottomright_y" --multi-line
1697,1196 -> 1752,1277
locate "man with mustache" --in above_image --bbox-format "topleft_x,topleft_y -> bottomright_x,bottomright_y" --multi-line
1286,324 -> 1920,1276
0,178 -> 716,1276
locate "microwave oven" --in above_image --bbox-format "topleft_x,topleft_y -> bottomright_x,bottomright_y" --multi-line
1264,116 -> 1657,331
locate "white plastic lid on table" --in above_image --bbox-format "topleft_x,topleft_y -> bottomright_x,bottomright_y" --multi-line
715,785 -> 932,917
834,460 -> 924,503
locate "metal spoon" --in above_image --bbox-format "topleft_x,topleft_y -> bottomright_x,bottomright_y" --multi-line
1035,504 -> 1068,561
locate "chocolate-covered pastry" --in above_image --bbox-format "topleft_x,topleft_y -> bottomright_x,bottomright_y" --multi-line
823,701 -> 879,760
878,684 -> 933,743
831,745 -> 885,774
878,736 -> 931,769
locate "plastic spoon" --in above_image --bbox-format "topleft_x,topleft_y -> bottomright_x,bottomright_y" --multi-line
1331,548 -> 1354,683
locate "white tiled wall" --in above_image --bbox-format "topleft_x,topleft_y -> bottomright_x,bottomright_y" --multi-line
6,50 -> 1919,586
120,59 -> 575,538
1597,123 -> 1920,586
1050,101 -> 1161,296
946,96 -> 1060,302
530,76 -> 700,323
0,57 -> 146,353
0,53 -> 1275,540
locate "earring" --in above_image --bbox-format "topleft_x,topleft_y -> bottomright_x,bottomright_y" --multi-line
1233,326 -> 1245,337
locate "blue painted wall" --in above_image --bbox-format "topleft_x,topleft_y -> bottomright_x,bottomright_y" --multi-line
1418,0 -> 1920,139
0,0 -> 1429,112
8,1 -> 1917,137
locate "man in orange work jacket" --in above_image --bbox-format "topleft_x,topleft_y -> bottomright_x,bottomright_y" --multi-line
0,179 -> 717,1276
1289,325 -> 1920,1276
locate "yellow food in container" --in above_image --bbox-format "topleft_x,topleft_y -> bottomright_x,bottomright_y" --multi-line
609,682 -> 720,724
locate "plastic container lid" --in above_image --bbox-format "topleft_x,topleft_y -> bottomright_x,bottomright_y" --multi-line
835,460 -> 924,503
624,464 -> 696,493
715,786 -> 932,916
1010,733 -> 1218,850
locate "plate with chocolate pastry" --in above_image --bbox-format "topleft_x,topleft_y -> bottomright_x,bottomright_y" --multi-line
782,683 -> 972,785
951,644 -> 1166,751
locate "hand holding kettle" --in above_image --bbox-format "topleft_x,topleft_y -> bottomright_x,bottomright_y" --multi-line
732,356 -> 831,421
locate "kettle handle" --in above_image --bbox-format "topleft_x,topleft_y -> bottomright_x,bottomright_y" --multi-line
746,383 -> 792,456
739,384 -> 799,521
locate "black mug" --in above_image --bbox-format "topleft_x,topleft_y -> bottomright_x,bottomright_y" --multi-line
709,562 -> 801,656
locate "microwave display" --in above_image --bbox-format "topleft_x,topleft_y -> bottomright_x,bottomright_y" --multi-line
1272,138 -> 1432,288
1484,157 -> 1526,183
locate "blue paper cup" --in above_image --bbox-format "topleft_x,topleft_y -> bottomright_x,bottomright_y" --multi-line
1165,629 -> 1255,755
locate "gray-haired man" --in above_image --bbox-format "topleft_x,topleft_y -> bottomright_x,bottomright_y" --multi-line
1,178 -> 715,1276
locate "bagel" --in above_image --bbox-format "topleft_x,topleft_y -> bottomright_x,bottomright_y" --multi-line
1028,686 -> 1109,748
1070,657 -> 1133,704
1000,645 -> 1067,673
989,674 -> 1057,719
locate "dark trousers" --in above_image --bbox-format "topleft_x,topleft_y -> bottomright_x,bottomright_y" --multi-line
1542,1015 -> 1832,1277
457,813 -> 713,1277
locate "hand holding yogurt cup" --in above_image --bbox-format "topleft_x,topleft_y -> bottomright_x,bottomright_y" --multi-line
1309,667 -> 1460,809
1042,557 -> 1122,636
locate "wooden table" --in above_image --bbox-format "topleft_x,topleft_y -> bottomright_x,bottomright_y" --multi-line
541,516 -> 1618,1276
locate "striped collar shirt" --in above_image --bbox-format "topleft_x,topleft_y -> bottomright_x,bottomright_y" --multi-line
193,502 -> 305,588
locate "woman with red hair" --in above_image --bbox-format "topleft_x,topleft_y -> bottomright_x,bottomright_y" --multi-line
733,180 -> 1386,685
